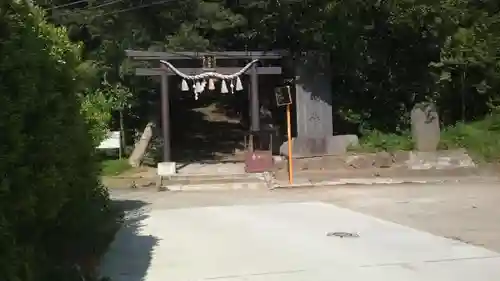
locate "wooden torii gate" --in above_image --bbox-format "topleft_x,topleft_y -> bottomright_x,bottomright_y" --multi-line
125,50 -> 284,163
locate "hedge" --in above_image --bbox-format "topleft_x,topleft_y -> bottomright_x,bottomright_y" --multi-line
0,3 -> 120,281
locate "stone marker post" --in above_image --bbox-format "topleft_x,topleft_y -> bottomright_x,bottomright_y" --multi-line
411,103 -> 440,152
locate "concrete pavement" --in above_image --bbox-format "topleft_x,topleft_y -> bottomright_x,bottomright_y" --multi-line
102,182 -> 500,281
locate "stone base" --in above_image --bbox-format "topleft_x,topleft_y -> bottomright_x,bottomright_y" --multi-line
406,149 -> 476,170
157,162 -> 176,176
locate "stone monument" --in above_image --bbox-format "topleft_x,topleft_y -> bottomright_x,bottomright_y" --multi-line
411,103 -> 440,152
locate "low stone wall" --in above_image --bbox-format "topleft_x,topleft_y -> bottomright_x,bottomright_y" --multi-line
274,149 -> 476,172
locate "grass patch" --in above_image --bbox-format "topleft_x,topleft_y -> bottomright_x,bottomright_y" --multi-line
439,114 -> 500,162
351,130 -> 414,152
353,114 -> 500,162
101,158 -> 131,176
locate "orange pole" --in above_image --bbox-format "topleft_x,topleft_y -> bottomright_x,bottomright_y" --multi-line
286,103 -> 293,184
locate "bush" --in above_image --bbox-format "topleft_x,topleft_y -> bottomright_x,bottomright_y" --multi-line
440,114 -> 500,162
0,4 -> 120,281
353,130 -> 414,152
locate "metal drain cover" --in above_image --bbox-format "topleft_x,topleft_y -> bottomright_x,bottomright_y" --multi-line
326,232 -> 360,238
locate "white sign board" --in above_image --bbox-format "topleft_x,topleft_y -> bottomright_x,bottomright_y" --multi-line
97,131 -> 121,149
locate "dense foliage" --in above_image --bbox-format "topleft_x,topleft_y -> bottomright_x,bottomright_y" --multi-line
34,0 -> 500,136
0,2 -> 119,280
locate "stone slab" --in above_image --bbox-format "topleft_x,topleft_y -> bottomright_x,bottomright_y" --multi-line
101,202 -> 500,281
176,162 -> 246,176
165,181 -> 268,191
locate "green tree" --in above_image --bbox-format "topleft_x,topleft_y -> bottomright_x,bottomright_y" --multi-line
34,0 -> 500,136
0,3 -> 119,280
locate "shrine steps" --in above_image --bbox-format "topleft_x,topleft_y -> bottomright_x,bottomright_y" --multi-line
158,162 -> 271,191
159,173 -> 270,191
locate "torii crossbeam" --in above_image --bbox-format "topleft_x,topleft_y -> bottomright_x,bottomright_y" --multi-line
126,50 -> 285,163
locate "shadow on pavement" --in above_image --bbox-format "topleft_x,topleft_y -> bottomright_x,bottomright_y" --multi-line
101,200 -> 159,281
